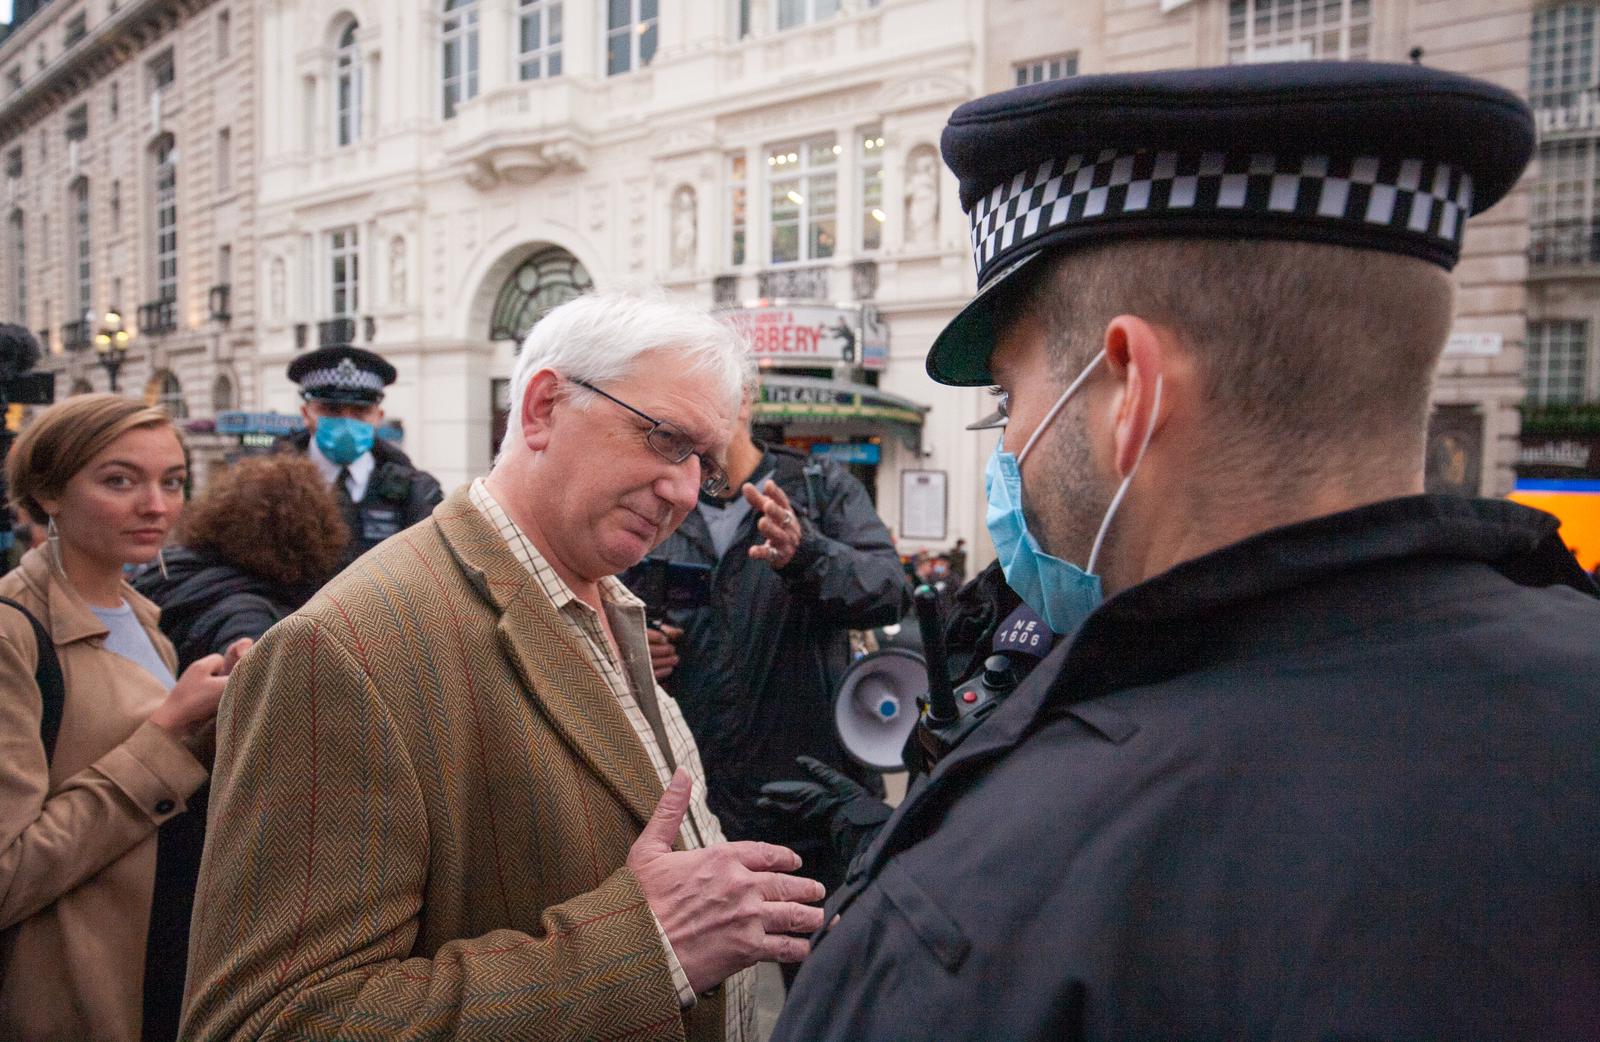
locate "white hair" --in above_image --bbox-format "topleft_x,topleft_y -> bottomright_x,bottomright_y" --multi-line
498,290 -> 748,458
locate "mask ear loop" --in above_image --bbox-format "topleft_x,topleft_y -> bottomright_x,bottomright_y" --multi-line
1017,350 -> 1107,464
1087,373 -> 1164,577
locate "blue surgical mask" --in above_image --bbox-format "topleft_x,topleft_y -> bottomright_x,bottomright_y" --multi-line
315,416 -> 376,466
984,350 -> 1162,636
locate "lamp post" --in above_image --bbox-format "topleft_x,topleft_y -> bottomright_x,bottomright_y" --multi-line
94,310 -> 129,393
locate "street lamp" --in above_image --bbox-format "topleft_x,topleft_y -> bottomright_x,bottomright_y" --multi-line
94,309 -> 130,393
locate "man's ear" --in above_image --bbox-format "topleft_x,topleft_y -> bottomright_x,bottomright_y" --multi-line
1102,315 -> 1173,479
519,369 -> 563,453
299,403 -> 316,432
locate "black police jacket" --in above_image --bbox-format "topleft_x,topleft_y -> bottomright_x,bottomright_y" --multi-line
276,431 -> 444,568
772,495 -> 1600,1042
649,446 -> 911,878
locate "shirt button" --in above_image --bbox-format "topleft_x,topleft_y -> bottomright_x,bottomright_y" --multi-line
154,799 -> 175,815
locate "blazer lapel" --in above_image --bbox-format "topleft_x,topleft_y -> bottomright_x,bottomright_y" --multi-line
433,488 -> 665,831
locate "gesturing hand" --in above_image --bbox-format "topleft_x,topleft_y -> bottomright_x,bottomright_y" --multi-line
627,768 -> 826,994
744,479 -> 803,570
647,625 -> 682,681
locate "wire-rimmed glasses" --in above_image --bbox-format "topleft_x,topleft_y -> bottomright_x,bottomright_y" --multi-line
571,379 -> 731,496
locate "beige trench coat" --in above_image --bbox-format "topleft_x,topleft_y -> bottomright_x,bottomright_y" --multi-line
0,547 -> 209,1042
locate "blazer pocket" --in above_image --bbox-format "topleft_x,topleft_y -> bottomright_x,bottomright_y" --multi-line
877,858 -> 971,973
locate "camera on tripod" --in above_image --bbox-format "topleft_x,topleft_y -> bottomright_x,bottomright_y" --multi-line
1,324 -> 58,560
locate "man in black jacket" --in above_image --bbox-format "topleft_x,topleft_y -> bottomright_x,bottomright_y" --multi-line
278,345 -> 443,570
639,358 -> 910,899
772,63 -> 1600,1041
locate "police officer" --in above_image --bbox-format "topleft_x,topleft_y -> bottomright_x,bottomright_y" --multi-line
281,346 -> 443,569
772,62 -> 1600,1041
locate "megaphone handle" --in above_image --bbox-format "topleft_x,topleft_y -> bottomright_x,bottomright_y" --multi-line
912,586 -> 958,723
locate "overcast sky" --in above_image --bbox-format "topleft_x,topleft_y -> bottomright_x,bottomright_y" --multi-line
1,3 -> 12,24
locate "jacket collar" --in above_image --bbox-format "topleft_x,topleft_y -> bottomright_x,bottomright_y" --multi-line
431,486 -> 668,833
867,496 -> 1597,871
14,546 -> 163,646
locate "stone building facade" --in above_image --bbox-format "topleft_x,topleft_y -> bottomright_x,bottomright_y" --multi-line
0,0 -> 257,483
3,0 -> 1557,558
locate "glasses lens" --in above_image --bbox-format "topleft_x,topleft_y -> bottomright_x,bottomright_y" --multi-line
699,458 -> 730,496
646,423 -> 695,464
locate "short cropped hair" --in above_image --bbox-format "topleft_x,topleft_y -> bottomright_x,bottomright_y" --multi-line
499,291 -> 747,457
179,454 -> 348,586
1019,238 -> 1454,487
6,394 -> 177,523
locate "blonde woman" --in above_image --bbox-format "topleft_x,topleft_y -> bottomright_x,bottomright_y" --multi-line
0,394 -> 247,1042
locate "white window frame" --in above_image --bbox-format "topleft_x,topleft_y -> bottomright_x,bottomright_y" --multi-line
153,136 -> 178,304
777,0 -> 839,31
1227,0 -> 1371,64
1014,52 -> 1078,86
727,152 -> 748,267
766,135 -> 839,265
1531,139 -> 1600,267
859,127 -> 884,253
605,0 -> 658,77
335,21 -> 363,146
329,226 -> 361,317
71,178 -> 91,321
441,0 -> 480,119
1532,3 -> 1599,111
519,0 -> 564,80
217,127 -> 233,191
1526,320 -> 1592,405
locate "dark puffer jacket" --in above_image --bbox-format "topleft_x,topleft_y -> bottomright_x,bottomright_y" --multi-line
132,548 -> 319,672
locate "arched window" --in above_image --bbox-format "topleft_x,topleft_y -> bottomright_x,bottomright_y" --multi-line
70,177 -> 91,320
145,369 -> 188,418
212,372 -> 236,412
489,246 -> 592,344
441,0 -> 479,120
334,20 -> 362,147
7,209 -> 25,323
151,135 -> 178,304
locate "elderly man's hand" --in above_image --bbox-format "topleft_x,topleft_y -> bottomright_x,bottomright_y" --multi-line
744,479 -> 803,570
647,625 -> 682,680
628,768 -> 826,994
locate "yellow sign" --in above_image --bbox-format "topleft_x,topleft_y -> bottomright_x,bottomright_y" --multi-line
1508,490 -> 1600,571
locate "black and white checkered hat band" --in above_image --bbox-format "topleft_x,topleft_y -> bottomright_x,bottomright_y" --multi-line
300,358 -> 385,395
969,151 -> 1474,282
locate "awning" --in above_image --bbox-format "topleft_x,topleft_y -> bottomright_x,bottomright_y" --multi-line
754,375 -> 929,451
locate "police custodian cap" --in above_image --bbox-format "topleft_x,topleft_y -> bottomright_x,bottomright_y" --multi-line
287,346 -> 396,404
927,61 -> 1537,387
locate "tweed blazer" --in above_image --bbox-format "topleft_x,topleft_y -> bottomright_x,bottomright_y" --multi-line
181,488 -> 726,1042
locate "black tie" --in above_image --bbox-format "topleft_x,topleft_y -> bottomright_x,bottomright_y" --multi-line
335,466 -> 354,507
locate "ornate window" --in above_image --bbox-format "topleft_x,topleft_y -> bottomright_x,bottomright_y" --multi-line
767,135 -> 838,264
441,0 -> 480,119
1525,320 -> 1592,405
859,127 -> 884,252
606,0 -> 657,77
727,153 -> 748,267
145,370 -> 188,418
335,20 -> 362,146
519,0 -> 563,80
1532,3 -> 1598,111
329,226 -> 360,317
777,0 -> 839,30
1529,5 -> 1600,269
7,209 -> 25,324
1226,0 -> 1370,63
152,135 -> 178,303
70,178 -> 91,321
489,247 -> 594,343
212,372 -> 236,412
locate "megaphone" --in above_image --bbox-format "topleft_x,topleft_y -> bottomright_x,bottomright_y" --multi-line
834,647 -> 925,772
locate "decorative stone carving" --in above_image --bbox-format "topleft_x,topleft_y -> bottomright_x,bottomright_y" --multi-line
388,236 -> 407,305
670,185 -> 697,270
904,145 -> 940,249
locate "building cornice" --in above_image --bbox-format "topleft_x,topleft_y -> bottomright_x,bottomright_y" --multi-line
0,0 -> 218,146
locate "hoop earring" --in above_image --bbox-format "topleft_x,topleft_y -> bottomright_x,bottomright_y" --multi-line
46,515 -> 60,557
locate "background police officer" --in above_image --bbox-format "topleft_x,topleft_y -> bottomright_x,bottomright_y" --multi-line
280,346 -> 443,570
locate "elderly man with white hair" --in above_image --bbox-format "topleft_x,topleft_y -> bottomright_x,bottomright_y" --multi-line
182,292 -> 824,1042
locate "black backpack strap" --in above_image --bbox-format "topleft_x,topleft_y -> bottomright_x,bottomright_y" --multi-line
0,596 -> 64,765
